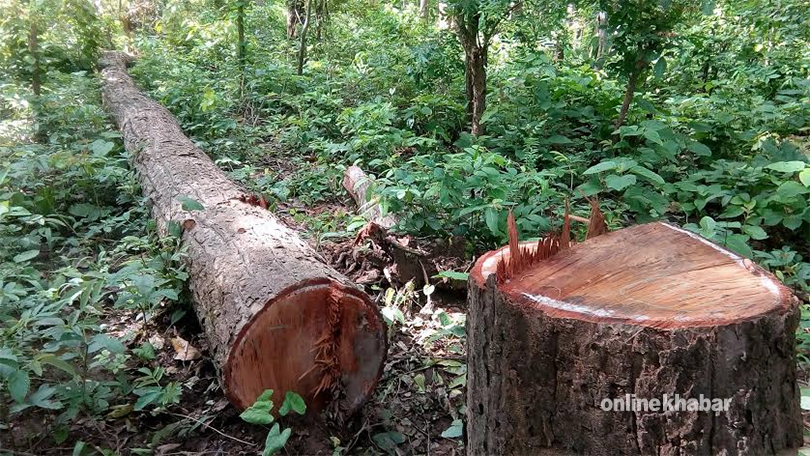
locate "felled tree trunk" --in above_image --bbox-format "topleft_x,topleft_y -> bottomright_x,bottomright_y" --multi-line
99,52 -> 386,418
467,221 -> 802,455
342,165 -> 397,229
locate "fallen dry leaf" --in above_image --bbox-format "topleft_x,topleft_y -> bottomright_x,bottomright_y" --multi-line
149,334 -> 165,350
170,336 -> 201,361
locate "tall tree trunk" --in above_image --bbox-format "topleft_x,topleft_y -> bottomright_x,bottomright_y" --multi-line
467,47 -> 487,136
286,0 -> 303,39
457,12 -> 488,137
236,1 -> 246,69
555,39 -> 564,61
615,63 -> 643,129
595,11 -> 607,64
419,0 -> 429,20
297,0 -> 312,75
28,19 -> 40,96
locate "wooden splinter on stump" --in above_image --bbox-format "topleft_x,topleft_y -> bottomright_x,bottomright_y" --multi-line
467,209 -> 802,455
99,52 -> 386,418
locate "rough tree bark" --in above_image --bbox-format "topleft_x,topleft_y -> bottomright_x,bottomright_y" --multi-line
286,0 -> 304,39
595,11 -> 607,62
455,12 -> 488,137
467,222 -> 802,455
297,0 -> 312,75
99,52 -> 386,418
615,60 -> 644,130
236,1 -> 246,69
28,20 -> 40,97
342,165 -> 398,230
419,0 -> 429,21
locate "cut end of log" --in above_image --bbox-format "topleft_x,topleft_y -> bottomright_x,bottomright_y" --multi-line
223,279 -> 386,415
473,222 -> 797,329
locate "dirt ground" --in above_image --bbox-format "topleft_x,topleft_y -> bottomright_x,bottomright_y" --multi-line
3,186 -> 469,456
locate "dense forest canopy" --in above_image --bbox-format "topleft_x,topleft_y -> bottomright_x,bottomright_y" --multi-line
1,0 -> 809,453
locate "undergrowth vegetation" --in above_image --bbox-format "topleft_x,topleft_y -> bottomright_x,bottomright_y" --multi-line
1,67 -> 189,449
1,0 -> 809,452
129,0 -> 809,294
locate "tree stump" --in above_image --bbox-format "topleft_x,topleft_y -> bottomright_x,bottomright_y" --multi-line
467,222 -> 802,455
99,52 -> 386,418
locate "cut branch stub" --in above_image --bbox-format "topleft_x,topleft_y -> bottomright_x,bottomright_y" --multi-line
468,221 -> 802,455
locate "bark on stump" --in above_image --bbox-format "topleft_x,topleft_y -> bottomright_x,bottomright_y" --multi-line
467,222 -> 802,455
99,52 -> 386,417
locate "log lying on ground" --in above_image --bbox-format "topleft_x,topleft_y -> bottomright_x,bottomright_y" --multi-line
343,165 -> 398,230
467,221 -> 802,455
99,52 -> 386,417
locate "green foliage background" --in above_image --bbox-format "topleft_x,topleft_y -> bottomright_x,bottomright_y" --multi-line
0,0 -> 809,451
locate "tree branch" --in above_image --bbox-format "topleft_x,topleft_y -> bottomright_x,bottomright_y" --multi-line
483,0 -> 523,44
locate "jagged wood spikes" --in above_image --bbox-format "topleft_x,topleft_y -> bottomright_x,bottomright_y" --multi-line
507,210 -> 522,278
495,200 -> 608,283
559,200 -> 571,252
584,195 -> 608,239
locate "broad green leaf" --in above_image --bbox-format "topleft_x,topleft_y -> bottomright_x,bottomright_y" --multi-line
642,129 -> 663,145
546,135 -> 573,145
240,389 -> 275,425
629,166 -> 664,185
479,108 -> 497,124
38,355 -> 77,377
653,57 -> 667,79
68,203 -> 101,219
134,388 -> 162,411
484,207 -> 499,235
742,225 -> 768,240
278,391 -> 306,416
605,174 -> 636,191
26,385 -> 61,410
89,140 -> 115,157
766,161 -> 806,173
13,250 -> 40,263
72,441 -> 94,456
719,205 -> 745,219
88,334 -> 125,354
687,142 -> 712,157
263,424 -> 292,456
799,169 -> 810,187
577,178 -> 602,196
723,234 -> 753,258
699,216 -> 716,237
168,220 -> 182,238
783,215 -> 803,231
583,160 -> 617,175
8,369 -> 29,402
441,420 -> 463,438
434,271 -> 469,281
777,181 -> 809,199
0,358 -> 18,378
178,196 -> 205,212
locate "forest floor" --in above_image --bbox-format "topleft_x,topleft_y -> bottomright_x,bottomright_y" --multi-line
7,145 -> 469,456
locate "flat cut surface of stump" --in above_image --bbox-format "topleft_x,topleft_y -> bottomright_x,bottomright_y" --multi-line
472,222 -> 794,329
467,221 -> 802,455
